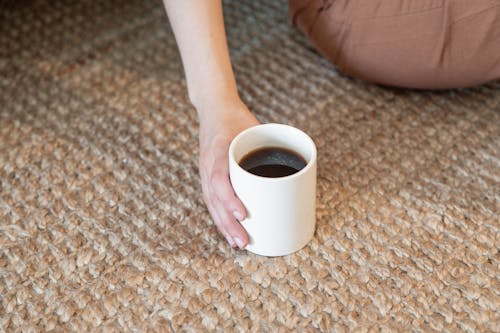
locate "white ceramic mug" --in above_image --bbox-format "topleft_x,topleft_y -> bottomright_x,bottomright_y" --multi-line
228,123 -> 317,256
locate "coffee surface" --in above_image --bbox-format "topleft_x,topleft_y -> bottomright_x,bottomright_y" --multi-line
239,147 -> 307,178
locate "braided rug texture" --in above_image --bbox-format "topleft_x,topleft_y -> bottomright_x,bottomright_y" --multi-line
1,0 -> 499,331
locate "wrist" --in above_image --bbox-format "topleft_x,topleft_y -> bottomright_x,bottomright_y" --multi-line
191,90 -> 240,109
193,91 -> 244,122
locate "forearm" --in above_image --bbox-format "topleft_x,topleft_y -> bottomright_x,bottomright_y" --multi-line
163,0 -> 239,113
164,1 -> 258,249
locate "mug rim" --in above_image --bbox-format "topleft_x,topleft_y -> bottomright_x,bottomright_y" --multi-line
229,123 -> 317,182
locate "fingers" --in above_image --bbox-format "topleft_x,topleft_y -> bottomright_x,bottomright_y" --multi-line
212,198 -> 248,248
205,198 -> 236,248
201,170 -> 248,249
210,168 -> 247,221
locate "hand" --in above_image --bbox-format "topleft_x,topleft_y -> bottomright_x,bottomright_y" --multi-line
197,98 -> 260,248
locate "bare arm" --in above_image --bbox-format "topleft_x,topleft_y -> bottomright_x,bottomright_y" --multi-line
163,0 -> 237,110
163,0 -> 259,248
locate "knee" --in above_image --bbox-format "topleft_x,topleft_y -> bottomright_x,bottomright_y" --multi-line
340,45 -> 499,90
292,0 -> 500,89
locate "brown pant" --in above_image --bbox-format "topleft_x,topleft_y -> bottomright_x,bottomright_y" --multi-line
290,0 -> 500,89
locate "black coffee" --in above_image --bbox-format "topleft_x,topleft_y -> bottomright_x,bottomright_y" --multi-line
239,147 -> 307,178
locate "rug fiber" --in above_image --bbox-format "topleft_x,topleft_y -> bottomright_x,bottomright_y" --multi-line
1,0 -> 499,331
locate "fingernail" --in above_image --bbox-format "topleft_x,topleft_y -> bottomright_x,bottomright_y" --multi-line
233,211 -> 244,221
234,237 -> 245,249
226,236 -> 236,247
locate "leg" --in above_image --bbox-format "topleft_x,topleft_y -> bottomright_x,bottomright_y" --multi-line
290,0 -> 500,89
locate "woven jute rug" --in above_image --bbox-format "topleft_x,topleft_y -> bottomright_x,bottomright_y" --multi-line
1,0 -> 499,331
